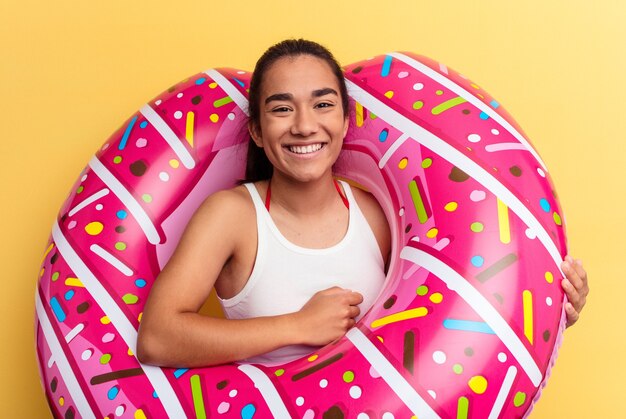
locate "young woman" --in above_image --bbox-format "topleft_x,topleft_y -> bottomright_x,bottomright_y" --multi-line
136,39 -> 588,368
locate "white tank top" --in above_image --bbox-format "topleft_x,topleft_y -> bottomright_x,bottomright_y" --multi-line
218,181 -> 385,366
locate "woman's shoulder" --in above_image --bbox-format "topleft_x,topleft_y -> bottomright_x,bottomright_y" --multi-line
193,184 -> 257,224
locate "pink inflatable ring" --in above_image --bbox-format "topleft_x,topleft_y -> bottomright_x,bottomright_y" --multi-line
35,52 -> 568,418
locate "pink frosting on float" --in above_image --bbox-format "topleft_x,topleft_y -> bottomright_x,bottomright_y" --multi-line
36,53 -> 567,418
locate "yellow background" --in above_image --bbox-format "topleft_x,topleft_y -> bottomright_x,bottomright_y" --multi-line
2,1 -> 623,417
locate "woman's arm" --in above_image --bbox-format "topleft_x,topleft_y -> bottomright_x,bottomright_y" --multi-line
136,188 -> 362,368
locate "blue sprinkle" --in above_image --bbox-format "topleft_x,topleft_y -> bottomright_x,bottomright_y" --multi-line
479,112 -> 490,120
539,198 -> 551,212
195,77 -> 207,85
135,278 -> 147,288
471,255 -> 484,268
174,368 -> 189,379
50,297 -> 66,322
233,77 -> 245,88
139,121 -> 148,129
490,100 -> 500,109
443,319 -> 495,334
379,128 -> 389,142
381,55 -> 393,77
241,404 -> 256,419
107,386 -> 119,400
116,210 -> 128,220
152,390 -> 159,398
64,290 -> 75,301
119,115 -> 138,150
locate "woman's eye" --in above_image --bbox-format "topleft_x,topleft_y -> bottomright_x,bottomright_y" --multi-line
316,102 -> 334,109
271,106 -> 291,113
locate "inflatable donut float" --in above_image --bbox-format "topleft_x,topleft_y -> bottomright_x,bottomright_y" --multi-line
35,52 -> 568,418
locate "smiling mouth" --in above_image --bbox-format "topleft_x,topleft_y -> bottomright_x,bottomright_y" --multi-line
286,143 -> 326,154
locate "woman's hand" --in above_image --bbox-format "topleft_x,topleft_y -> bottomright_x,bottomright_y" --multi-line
561,255 -> 589,327
295,287 -> 363,346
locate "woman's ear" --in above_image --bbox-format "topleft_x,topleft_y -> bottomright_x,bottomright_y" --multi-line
342,115 -> 349,138
248,122 -> 263,148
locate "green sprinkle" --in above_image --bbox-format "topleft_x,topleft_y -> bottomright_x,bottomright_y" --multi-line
343,371 -> 355,383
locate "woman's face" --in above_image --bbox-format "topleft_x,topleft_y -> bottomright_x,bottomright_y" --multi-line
249,55 -> 348,184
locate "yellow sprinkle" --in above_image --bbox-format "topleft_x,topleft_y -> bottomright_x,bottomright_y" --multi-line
185,111 -> 195,147
209,82 -> 218,89
210,113 -> 219,123
100,316 -> 111,325
471,83 -> 480,89
398,158 -> 408,169
138,312 -> 143,322
545,271 -> 554,284
134,409 -> 147,419
371,307 -> 428,328
429,293 -> 443,304
384,91 -> 394,99
523,290 -> 533,344
426,228 -> 438,238
497,199 -> 511,244
444,202 -> 458,212
42,243 -> 54,263
85,221 -> 104,236
355,102 -> 364,127
39,268 -> 45,277
307,354 -> 318,362
59,396 -> 64,406
169,159 -> 180,169
65,277 -> 84,287
377,335 -> 384,343
468,375 -> 488,394
128,347 -> 134,356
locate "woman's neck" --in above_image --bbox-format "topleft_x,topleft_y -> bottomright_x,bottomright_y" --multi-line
266,171 -> 342,217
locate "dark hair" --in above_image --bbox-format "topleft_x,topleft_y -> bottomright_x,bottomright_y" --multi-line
243,39 -> 349,182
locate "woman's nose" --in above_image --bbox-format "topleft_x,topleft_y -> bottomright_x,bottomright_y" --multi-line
291,108 -> 318,136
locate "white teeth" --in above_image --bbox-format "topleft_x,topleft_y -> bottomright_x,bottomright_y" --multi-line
288,143 -> 323,154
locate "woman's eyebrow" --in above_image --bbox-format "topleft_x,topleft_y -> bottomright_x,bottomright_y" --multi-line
312,88 -> 338,98
265,93 -> 293,104
264,88 -> 338,105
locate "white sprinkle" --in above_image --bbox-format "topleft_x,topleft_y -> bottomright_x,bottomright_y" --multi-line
498,352 -> 507,362
525,228 -> 537,239
433,350 -> 446,364
228,112 -> 236,120
537,167 -> 546,178
155,99 -> 162,106
159,171 -> 170,182
468,133 -> 481,143
470,190 -> 486,202
413,82 -> 424,90
177,93 -> 183,98
546,297 -> 553,306
115,405 -> 125,416
319,379 -> 328,388
428,390 -> 437,399
96,204 -> 103,211
174,111 -> 183,119
491,128 -> 500,135
80,349 -> 93,361
229,389 -> 237,397
296,396 -> 305,406
349,385 -> 362,399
